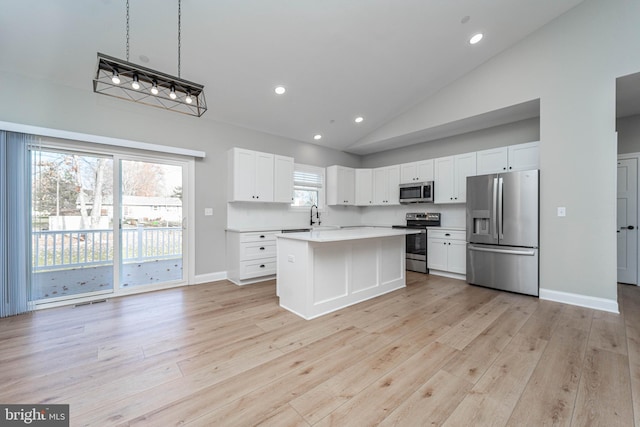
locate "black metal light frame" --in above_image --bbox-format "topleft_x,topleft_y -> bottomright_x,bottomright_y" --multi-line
93,52 -> 207,117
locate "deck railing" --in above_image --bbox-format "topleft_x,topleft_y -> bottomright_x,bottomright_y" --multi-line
32,226 -> 182,271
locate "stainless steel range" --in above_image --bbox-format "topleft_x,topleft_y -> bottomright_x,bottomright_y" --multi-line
393,212 -> 441,273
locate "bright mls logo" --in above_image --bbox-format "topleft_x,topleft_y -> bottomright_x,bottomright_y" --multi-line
1,405 -> 69,426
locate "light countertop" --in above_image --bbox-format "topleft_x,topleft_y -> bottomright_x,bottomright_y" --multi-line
226,225 -> 386,233
227,225 -> 465,233
226,226 -> 309,233
275,227 -> 421,243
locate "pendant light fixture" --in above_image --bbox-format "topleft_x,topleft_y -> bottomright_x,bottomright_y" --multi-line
93,0 -> 207,117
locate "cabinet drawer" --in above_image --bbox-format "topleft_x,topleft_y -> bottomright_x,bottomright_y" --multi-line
240,259 -> 276,279
239,231 -> 278,243
428,229 -> 466,240
239,241 -> 277,261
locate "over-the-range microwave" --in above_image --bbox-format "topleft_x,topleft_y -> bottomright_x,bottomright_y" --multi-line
399,181 -> 434,203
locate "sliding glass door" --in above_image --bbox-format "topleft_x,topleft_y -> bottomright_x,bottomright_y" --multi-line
31,148 -> 115,302
119,159 -> 184,288
30,144 -> 190,306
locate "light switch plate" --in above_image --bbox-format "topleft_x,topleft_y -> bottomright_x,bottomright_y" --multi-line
204,208 -> 213,216
557,207 -> 566,217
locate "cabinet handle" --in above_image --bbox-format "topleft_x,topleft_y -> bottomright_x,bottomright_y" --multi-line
259,264 -> 265,268
445,233 -> 450,236
503,167 -> 506,170
259,247 -> 265,250
509,166 -> 512,169
259,235 -> 265,238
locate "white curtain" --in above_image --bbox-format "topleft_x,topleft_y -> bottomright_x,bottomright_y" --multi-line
0,131 -> 32,317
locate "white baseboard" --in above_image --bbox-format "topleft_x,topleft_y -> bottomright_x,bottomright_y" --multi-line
193,271 -> 228,285
227,275 -> 276,286
428,270 -> 466,281
539,288 -> 619,313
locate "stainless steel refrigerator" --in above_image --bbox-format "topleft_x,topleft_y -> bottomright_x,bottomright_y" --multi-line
466,169 -> 539,296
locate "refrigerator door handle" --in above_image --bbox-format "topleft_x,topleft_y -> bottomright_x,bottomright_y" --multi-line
468,245 -> 536,256
492,177 -> 498,240
498,176 -> 504,240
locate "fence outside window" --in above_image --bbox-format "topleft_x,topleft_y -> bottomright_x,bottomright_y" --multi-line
32,226 -> 182,271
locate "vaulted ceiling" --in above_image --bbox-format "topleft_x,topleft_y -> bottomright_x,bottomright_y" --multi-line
1,1 -> 589,153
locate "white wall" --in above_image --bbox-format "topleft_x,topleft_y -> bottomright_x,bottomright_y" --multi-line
353,0 -> 640,304
0,70 -> 360,278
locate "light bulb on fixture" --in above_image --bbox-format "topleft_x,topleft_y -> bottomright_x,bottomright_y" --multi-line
111,68 -> 121,85
469,33 -> 483,44
169,85 -> 177,100
131,74 -> 140,90
185,92 -> 193,104
150,80 -> 159,95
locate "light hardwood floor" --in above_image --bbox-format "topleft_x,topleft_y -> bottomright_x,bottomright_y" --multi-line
1,272 -> 638,426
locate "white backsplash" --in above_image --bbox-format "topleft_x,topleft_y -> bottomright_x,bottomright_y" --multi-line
227,202 -> 466,229
227,203 -> 363,229
360,203 -> 466,228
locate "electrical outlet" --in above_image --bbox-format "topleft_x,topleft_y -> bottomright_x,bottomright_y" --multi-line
204,208 -> 213,216
557,207 -> 566,217
288,255 -> 295,263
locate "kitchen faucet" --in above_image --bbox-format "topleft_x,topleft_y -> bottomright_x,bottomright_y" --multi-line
310,204 -> 321,226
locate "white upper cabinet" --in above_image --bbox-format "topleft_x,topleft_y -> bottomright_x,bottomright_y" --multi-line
228,148 -> 293,203
373,165 -> 400,205
434,152 -> 477,204
476,141 -> 539,175
355,168 -> 374,206
228,148 -> 274,202
273,155 -> 294,203
508,141 -> 539,171
400,159 -> 434,184
327,165 -> 355,205
476,147 -> 508,175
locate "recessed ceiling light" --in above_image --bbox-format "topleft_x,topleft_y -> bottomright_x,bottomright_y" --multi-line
313,134 -> 322,140
275,86 -> 286,95
355,116 -> 364,123
469,33 -> 483,45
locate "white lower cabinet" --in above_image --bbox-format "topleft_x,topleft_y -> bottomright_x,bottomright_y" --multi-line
427,229 -> 466,278
227,230 -> 279,285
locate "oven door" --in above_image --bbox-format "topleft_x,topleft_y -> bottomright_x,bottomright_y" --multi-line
405,229 -> 427,273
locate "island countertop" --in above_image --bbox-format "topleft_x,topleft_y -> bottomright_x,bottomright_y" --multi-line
275,227 -> 420,243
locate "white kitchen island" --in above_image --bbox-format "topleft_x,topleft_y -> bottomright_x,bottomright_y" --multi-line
276,227 -> 420,320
